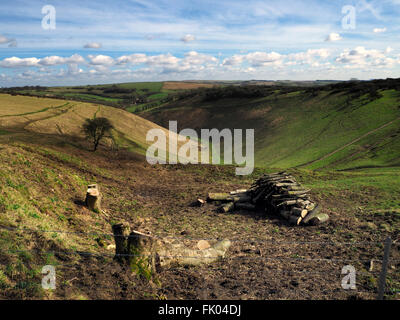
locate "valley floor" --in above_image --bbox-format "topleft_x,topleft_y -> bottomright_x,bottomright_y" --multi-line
0,131 -> 399,300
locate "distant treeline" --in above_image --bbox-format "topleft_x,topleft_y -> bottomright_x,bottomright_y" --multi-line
169,78 -> 400,103
2,78 -> 400,111
0,85 -> 48,92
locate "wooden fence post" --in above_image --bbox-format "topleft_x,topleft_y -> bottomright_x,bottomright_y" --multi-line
377,237 -> 392,300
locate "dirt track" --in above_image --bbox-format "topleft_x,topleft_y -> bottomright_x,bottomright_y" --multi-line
301,117 -> 400,167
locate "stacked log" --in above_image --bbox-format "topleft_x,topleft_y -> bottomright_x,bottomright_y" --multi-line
206,172 -> 328,226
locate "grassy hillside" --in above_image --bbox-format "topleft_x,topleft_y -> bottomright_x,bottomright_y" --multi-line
139,81 -> 400,170
0,94 -> 200,160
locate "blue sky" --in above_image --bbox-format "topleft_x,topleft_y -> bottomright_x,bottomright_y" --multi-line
1,0 -> 400,86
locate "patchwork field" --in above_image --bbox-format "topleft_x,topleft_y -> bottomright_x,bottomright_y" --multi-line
162,81 -> 217,90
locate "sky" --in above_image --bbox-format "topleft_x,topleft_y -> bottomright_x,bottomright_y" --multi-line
1,0 -> 400,86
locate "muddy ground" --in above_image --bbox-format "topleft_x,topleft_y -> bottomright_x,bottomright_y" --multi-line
1,135 -> 399,300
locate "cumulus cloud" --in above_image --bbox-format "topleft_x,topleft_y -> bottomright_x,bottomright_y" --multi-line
373,27 -> 387,33
223,51 -> 282,68
325,33 -> 342,42
335,46 -> 393,67
245,51 -> 282,67
183,51 -> 218,65
88,54 -> 114,65
0,54 -> 85,68
116,53 -> 147,65
180,34 -> 196,43
1,47 -> 398,84
222,55 -> 245,66
39,54 -> 85,66
146,53 -> 180,67
160,51 -> 218,74
0,57 -> 40,68
222,49 -> 331,68
84,42 -> 102,49
288,49 -> 330,64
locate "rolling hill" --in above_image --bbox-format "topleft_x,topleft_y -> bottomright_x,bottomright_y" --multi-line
0,93 -> 199,160
138,80 -> 400,170
0,81 -> 399,300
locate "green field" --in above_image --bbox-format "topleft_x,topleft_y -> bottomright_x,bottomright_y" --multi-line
0,82 -> 171,111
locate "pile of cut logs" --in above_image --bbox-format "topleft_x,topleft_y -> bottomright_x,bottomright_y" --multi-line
206,172 -> 329,226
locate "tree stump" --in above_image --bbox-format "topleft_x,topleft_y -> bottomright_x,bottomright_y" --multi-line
127,231 -> 159,279
85,184 -> 101,212
112,223 -> 130,262
111,225 -> 232,273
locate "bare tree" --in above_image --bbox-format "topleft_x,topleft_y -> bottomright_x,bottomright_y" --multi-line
82,117 -> 114,151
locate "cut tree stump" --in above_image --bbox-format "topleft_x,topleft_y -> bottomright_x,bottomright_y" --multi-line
85,184 -> 101,212
112,225 -> 231,271
112,223 -> 130,262
127,231 -> 159,277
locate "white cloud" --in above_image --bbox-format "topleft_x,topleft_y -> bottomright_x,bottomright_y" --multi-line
84,42 -> 102,49
325,33 -> 342,42
373,27 -> 387,33
0,54 -> 85,68
335,46 -> 391,67
183,51 -> 218,65
116,53 -> 147,65
1,46 -> 399,85
88,54 -> 114,65
180,34 -> 196,43
0,57 -> 40,68
222,55 -> 245,66
146,53 -> 180,67
39,54 -> 85,66
245,51 -> 282,67
288,48 -> 330,64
